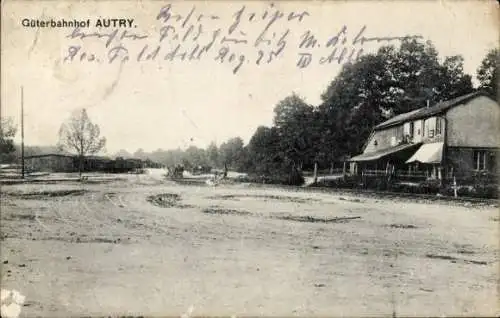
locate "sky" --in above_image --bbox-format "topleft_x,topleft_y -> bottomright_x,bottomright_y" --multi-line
1,0 -> 498,155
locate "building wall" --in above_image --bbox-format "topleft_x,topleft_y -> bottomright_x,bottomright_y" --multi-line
364,115 -> 446,154
446,95 -> 499,148
446,147 -> 498,178
363,126 -> 399,153
26,156 -> 75,172
422,116 -> 445,143
412,119 -> 423,142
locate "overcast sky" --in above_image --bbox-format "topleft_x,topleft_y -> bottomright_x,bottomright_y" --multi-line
2,1 -> 498,155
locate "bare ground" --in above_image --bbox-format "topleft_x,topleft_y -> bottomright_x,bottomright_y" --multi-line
1,172 -> 498,317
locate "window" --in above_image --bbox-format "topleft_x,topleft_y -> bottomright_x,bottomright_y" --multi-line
426,117 -> 436,138
473,150 -> 487,171
409,122 -> 415,138
436,118 -> 442,135
394,126 -> 404,141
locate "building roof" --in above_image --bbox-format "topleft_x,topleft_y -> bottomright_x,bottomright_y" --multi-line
25,154 -> 112,160
406,142 -> 444,164
25,153 -> 74,159
349,142 -> 421,162
374,91 -> 493,131
84,155 -> 113,161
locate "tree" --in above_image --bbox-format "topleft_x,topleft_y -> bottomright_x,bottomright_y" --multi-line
133,148 -> 146,159
0,117 -> 17,163
438,56 -> 474,99
57,108 -> 106,177
183,146 -> 207,169
318,39 -> 474,159
246,126 -> 282,175
477,48 -> 499,98
245,125 -> 304,185
115,149 -> 132,158
206,142 -> 219,167
273,93 -> 318,169
219,137 -> 244,169
319,53 -> 389,159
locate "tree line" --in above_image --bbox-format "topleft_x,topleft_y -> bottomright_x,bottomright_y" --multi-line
1,40 -> 498,183
114,137 -> 247,172
111,41 -> 497,183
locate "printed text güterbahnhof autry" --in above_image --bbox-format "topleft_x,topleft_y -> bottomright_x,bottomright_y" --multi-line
21,18 -> 135,28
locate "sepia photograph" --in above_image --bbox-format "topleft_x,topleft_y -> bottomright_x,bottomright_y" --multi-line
1,0 -> 499,317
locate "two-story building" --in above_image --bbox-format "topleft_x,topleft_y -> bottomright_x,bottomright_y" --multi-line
349,91 -> 499,182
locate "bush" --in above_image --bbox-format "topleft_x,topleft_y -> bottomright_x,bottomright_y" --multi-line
235,169 -> 304,186
287,168 -> 304,186
363,177 -> 389,191
389,179 -> 441,195
439,183 -> 498,199
312,176 -> 359,189
470,184 -> 498,199
416,179 -> 441,194
390,183 -> 416,193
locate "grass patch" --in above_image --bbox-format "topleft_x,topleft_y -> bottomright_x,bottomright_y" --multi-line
3,213 -> 41,221
207,194 -> 318,204
388,224 -> 418,229
39,236 -> 125,244
276,215 -> 361,223
454,243 -> 475,255
146,193 -> 181,208
3,189 -> 87,199
338,197 -> 362,203
425,254 -> 457,261
464,259 -> 488,265
146,193 -> 195,209
202,206 -> 252,216
425,253 -> 487,265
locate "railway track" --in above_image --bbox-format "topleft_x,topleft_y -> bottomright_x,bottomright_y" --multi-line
166,175 -> 498,206
233,182 -> 499,206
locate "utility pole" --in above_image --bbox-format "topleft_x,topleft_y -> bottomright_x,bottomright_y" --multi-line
21,86 -> 25,179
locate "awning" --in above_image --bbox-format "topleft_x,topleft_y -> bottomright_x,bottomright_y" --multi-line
406,142 -> 444,164
349,143 -> 421,162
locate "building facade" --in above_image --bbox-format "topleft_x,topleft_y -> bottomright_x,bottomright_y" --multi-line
25,154 -> 77,173
25,154 -> 150,173
349,91 -> 499,183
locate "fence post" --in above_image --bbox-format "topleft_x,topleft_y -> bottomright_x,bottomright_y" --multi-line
313,162 -> 318,184
453,176 -> 458,198
342,161 -> 347,181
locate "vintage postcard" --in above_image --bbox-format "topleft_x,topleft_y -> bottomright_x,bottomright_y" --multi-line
1,0 -> 498,317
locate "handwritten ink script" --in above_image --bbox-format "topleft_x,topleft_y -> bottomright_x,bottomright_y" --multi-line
62,3 -> 423,74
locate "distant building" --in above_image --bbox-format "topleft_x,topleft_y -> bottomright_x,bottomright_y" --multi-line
25,154 -> 156,173
349,91 -> 499,182
80,155 -> 113,172
25,154 -> 76,172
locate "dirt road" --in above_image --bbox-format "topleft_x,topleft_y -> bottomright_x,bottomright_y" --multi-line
1,172 -> 498,317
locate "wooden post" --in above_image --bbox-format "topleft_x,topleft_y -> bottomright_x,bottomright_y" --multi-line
385,162 -> 390,183
313,162 -> 318,184
453,176 -> 458,198
342,161 -> 347,180
21,86 -> 25,179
